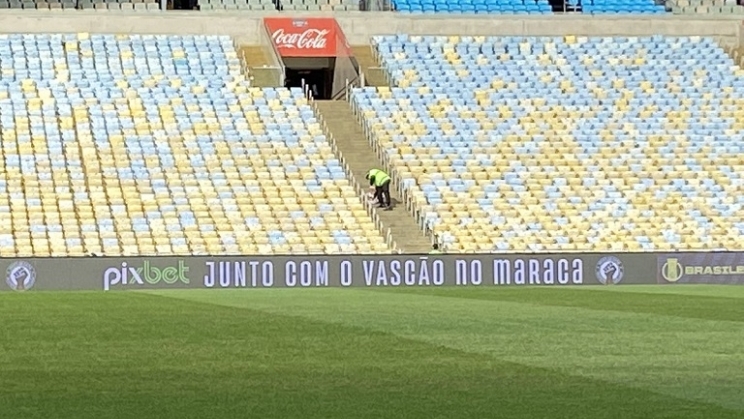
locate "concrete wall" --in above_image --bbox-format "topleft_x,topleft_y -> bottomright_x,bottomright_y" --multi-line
0,11 -> 740,46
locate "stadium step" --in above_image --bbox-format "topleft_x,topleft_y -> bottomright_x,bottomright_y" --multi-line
239,45 -> 282,87
239,45 -> 271,68
352,46 -> 388,87
315,100 -> 433,254
724,44 -> 744,68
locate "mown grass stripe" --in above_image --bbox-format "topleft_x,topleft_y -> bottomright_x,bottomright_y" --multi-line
153,288 -> 744,411
367,287 -> 744,322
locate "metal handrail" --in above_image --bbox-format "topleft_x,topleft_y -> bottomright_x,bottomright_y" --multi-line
311,98 -> 399,252
333,77 -> 359,101
349,88 -> 439,248
366,42 -> 441,248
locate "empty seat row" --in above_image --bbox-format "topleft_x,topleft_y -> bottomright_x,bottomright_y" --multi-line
278,0 -> 359,9
393,0 -> 552,13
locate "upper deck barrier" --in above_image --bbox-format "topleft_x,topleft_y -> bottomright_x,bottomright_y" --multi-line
0,11 -> 739,46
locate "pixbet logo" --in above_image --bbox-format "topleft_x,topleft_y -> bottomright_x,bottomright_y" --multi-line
272,29 -> 329,50
103,260 -> 189,291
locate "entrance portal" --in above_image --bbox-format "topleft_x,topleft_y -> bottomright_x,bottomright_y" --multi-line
285,67 -> 334,99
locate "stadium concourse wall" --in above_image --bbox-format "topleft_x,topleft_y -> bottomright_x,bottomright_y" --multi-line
0,12 -> 740,46
4,252 -> 744,292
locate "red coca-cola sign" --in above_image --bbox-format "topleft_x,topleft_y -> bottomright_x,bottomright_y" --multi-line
264,17 -> 344,57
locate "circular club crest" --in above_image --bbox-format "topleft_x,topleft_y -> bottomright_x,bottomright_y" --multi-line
6,261 -> 36,292
595,256 -> 624,285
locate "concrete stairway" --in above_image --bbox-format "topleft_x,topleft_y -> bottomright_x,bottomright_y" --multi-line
239,45 -> 282,87
352,46 -> 388,87
240,46 -> 271,67
314,100 -> 432,253
728,46 -> 744,67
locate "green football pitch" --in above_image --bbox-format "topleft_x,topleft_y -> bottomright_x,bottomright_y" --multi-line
2,286 -> 744,419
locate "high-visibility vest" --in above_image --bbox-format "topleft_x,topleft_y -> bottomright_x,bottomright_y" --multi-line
367,169 -> 390,187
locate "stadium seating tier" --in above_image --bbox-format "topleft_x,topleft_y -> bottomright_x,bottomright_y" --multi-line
353,35 -> 744,253
0,33 -> 390,257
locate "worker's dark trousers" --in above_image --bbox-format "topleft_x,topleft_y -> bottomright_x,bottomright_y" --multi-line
374,179 -> 392,208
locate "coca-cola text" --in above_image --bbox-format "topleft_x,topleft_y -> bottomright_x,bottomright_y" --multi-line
272,29 -> 329,50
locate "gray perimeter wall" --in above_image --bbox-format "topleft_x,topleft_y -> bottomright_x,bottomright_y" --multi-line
0,11 -> 740,46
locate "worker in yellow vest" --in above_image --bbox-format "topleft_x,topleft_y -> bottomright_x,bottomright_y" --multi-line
365,168 -> 392,211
